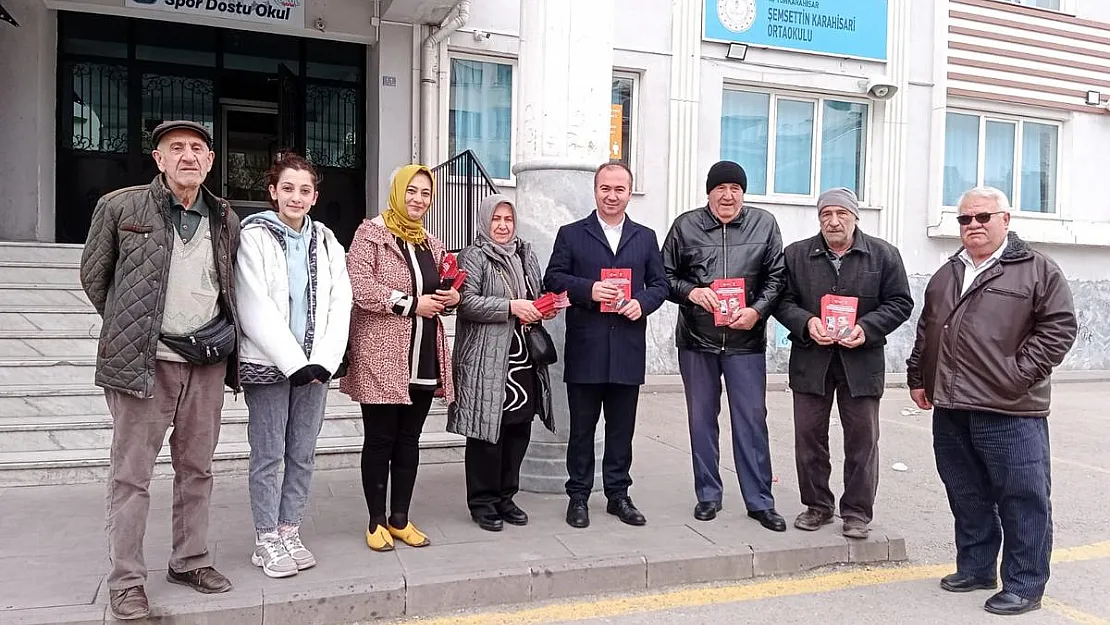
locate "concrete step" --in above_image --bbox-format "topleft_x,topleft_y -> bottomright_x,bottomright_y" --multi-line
0,431 -> 464,487
0,357 -> 98,386
0,261 -> 82,285
0,309 -> 101,333
0,331 -> 100,358
0,284 -> 91,309
0,241 -> 85,264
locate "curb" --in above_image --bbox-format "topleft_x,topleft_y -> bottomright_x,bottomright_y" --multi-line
2,532 -> 907,624
642,370 -> 1110,394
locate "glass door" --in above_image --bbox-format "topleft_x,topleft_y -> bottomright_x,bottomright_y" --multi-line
221,102 -> 278,219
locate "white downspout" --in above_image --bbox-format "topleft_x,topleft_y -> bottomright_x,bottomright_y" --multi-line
420,0 -> 470,165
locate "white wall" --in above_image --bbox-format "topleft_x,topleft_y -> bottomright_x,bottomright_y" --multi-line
372,22 -> 418,213
0,0 -> 57,242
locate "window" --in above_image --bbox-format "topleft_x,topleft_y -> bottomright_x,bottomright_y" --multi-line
942,112 -> 1059,213
997,0 -> 1062,10
611,73 -> 636,170
68,63 -> 128,153
449,57 -> 513,180
720,89 -> 868,198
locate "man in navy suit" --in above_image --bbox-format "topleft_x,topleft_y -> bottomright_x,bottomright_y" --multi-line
544,161 -> 670,529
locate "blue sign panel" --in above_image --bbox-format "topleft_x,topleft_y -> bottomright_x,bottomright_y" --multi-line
704,0 -> 888,62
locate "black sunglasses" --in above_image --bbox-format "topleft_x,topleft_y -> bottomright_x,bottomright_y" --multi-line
956,211 -> 1005,226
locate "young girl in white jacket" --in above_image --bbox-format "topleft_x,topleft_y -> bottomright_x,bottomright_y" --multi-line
235,153 -> 352,579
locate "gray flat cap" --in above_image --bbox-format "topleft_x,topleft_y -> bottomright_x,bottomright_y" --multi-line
151,120 -> 213,148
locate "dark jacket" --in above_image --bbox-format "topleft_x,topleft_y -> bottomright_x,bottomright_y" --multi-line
543,212 -> 669,385
774,231 -> 913,398
661,205 -> 786,354
906,232 -> 1077,417
80,176 -> 241,398
449,239 -> 556,443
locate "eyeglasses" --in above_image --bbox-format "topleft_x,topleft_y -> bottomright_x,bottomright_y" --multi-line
956,211 -> 1005,226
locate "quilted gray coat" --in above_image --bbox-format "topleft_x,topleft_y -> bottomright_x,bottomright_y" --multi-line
448,239 -> 555,443
80,176 -> 240,398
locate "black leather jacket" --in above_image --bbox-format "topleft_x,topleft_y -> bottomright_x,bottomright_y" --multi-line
662,205 -> 786,354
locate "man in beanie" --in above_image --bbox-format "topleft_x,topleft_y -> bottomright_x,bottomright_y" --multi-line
773,187 -> 912,539
661,160 -> 788,531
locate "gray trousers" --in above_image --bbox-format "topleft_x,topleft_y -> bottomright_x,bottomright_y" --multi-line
678,349 -> 775,512
792,355 -> 881,523
245,380 -> 329,533
104,360 -> 226,590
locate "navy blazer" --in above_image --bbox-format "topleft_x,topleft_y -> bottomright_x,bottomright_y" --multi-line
543,212 -> 670,385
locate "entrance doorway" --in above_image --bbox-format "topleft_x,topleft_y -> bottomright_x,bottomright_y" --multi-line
222,102 -> 279,220
55,13 -> 366,246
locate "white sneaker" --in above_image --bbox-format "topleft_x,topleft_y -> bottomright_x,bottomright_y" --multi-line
251,532 -> 299,578
280,526 -> 317,570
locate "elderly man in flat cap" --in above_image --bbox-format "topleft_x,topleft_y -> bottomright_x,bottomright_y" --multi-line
662,160 -> 788,531
81,120 -> 241,620
773,187 -> 912,539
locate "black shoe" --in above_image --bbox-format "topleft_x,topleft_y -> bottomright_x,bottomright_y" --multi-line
693,501 -> 722,522
497,501 -> 529,526
566,499 -> 590,528
940,572 -> 999,593
606,496 -> 647,526
166,566 -> 233,594
471,512 -> 503,532
985,591 -> 1041,615
747,509 -> 787,532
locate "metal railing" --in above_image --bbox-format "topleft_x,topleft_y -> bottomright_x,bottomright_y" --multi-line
427,150 -> 500,252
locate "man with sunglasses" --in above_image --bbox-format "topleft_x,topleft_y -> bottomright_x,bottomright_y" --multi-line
907,186 -> 1076,616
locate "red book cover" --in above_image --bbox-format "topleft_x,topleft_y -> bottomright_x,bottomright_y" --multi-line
438,252 -> 467,290
711,278 -> 746,326
600,268 -> 632,313
820,294 -> 859,340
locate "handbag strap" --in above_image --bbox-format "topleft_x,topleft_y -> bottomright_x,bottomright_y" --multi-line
492,265 -> 519,300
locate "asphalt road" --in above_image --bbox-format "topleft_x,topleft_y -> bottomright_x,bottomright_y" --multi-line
388,381 -> 1110,625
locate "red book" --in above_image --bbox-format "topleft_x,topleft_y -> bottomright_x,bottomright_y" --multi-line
600,268 -> 632,313
438,252 -> 467,290
820,294 -> 859,340
711,278 -> 746,326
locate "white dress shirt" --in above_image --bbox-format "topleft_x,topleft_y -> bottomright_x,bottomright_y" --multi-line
958,239 -> 1008,296
597,213 -> 625,254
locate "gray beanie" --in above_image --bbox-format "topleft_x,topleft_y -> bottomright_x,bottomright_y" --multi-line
816,187 -> 860,218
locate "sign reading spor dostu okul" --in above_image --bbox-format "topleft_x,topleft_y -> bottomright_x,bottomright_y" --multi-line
125,0 -> 304,28
704,0 -> 888,62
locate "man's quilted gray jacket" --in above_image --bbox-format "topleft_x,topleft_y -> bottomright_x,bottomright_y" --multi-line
448,239 -> 555,443
80,176 -> 241,398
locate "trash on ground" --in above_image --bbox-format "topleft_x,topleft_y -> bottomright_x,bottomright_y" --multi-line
892,462 -> 909,472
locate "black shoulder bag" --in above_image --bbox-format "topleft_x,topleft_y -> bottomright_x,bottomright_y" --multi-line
494,265 -> 558,367
161,314 -> 237,366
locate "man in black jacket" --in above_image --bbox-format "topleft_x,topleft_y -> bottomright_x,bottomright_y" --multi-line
774,187 -> 912,539
661,161 -> 787,531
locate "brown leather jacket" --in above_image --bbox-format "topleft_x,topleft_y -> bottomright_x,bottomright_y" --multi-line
80,176 -> 241,398
906,233 -> 1076,417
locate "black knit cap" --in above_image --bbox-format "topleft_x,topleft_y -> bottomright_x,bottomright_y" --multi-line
706,160 -> 747,194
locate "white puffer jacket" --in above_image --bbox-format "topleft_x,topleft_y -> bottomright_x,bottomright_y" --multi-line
235,219 -> 352,377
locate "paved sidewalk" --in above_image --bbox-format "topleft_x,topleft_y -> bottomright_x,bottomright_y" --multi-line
0,417 -> 904,625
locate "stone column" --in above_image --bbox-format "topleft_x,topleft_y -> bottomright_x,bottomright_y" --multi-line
0,0 -> 56,242
514,0 -> 614,494
877,0 -> 912,248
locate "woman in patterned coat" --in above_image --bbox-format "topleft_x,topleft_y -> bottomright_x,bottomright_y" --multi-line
448,195 -> 557,532
340,165 -> 459,552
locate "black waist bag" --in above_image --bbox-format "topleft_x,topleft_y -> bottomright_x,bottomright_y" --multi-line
161,315 -> 237,366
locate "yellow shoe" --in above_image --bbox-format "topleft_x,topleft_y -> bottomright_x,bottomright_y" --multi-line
387,521 -> 431,547
365,524 -> 395,552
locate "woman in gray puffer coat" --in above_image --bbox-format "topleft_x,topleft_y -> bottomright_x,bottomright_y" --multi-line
448,194 -> 557,532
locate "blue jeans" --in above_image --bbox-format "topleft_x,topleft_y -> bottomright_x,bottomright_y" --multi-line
679,349 -> 775,512
932,408 -> 1053,600
245,380 -> 329,533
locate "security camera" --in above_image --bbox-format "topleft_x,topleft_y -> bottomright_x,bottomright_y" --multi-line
472,30 -> 491,42
863,77 -> 898,100
314,17 -> 326,32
